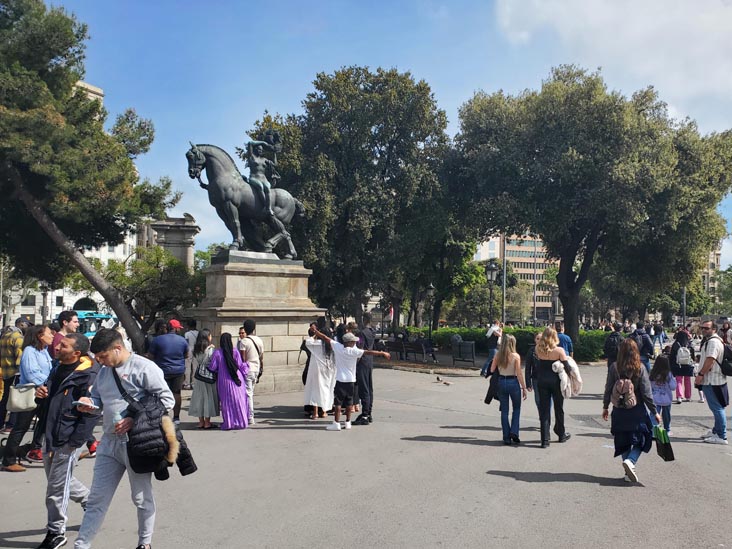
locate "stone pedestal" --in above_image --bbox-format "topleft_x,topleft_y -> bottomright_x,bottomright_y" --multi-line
186,250 -> 324,394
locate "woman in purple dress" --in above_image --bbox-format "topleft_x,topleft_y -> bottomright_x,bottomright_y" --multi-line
208,332 -> 250,430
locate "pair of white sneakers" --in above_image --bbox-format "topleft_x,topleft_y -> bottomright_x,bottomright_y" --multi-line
622,459 -> 638,483
326,421 -> 351,431
702,430 -> 728,444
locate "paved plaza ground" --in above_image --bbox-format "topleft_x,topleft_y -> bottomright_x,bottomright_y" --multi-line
3,363 -> 732,548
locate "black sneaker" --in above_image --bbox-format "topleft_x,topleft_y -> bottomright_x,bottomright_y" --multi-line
352,415 -> 370,426
367,415 -> 373,423
37,531 -> 67,549
135,545 -> 151,549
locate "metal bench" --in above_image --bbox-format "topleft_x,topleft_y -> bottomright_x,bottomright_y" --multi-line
452,341 -> 476,367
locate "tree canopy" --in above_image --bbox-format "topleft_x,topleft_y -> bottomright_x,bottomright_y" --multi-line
249,67 -> 479,326
457,65 -> 732,339
0,0 -> 177,348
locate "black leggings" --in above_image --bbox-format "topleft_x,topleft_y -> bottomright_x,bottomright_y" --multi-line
2,408 -> 38,465
537,374 -> 565,442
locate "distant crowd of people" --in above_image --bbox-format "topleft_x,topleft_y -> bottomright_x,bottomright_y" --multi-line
482,317 -> 730,483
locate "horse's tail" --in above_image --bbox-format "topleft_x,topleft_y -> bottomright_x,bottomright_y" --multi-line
294,198 -> 306,218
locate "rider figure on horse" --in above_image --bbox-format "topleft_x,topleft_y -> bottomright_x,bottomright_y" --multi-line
244,139 -> 280,217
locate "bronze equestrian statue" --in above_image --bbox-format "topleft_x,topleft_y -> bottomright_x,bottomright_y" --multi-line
186,139 -> 303,259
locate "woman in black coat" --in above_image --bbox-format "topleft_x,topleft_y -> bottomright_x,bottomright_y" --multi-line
602,338 -> 662,483
670,329 -> 694,403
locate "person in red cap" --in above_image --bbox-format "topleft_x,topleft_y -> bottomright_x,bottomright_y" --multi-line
146,319 -> 188,423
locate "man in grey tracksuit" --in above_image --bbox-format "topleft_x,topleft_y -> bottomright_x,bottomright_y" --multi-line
75,329 -> 174,549
35,333 -> 99,549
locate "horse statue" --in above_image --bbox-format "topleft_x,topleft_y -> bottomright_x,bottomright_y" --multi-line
185,143 -> 304,259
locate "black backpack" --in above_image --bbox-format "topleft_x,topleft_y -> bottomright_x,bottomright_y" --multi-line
604,333 -> 623,360
717,340 -> 732,376
630,333 -> 645,354
704,335 -> 732,376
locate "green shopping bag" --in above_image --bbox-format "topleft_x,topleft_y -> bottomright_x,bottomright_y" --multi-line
653,425 -> 675,462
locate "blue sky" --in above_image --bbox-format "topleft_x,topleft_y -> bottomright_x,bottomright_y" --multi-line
56,0 -> 732,265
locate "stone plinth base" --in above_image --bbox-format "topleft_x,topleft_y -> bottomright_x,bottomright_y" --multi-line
186,251 -> 324,394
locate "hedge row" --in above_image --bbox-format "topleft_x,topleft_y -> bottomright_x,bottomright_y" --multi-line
401,326 -> 609,362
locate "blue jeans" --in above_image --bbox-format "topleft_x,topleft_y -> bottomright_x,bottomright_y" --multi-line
481,348 -> 498,377
640,356 -> 651,373
498,376 -> 522,442
702,385 -> 728,440
622,444 -> 643,465
650,405 -> 671,431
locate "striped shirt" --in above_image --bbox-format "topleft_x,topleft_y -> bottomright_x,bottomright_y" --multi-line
700,335 -> 726,387
0,329 -> 23,379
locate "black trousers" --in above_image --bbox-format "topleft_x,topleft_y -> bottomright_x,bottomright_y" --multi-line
356,362 -> 374,415
2,408 -> 36,465
0,375 -> 17,428
537,374 -> 565,442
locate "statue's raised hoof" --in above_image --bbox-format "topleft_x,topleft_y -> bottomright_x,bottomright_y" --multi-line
229,243 -> 239,250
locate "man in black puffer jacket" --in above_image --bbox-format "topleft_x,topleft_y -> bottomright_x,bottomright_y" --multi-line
35,333 -> 100,549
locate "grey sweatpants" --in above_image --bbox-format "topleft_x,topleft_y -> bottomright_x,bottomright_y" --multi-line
74,434 -> 156,549
44,444 -> 89,535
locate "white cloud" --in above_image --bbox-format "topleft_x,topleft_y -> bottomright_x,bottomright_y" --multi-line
496,0 -> 732,127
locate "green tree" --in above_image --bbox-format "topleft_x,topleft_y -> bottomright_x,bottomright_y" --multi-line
105,247 -> 196,332
251,67 -> 450,324
506,281 -> 532,324
0,1 -> 178,350
458,65 -> 732,341
717,267 -> 732,313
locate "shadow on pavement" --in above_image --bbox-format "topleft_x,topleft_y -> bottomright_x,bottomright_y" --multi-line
486,470 -> 636,487
0,526 -> 79,548
254,405 -> 336,429
402,435 -> 507,447
566,393 -> 605,400
440,424 -> 504,432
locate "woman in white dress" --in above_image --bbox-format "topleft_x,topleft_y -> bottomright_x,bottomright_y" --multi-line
188,329 -> 220,429
303,324 -> 336,420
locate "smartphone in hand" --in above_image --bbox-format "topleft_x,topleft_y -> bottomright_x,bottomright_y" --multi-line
72,400 -> 99,410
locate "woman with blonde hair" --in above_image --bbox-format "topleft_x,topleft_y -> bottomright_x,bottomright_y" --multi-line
490,334 -> 527,445
602,338 -> 661,483
535,326 -> 571,448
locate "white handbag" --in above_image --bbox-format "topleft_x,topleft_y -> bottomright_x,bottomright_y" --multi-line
8,383 -> 37,412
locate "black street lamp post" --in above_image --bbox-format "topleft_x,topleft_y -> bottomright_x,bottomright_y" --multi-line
485,260 -> 499,323
40,283 -> 50,324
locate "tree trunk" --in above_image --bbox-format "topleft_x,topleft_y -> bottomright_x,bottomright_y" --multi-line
10,169 -> 146,352
390,296 -> 402,332
557,233 -> 600,343
561,290 -> 581,343
432,297 -> 443,332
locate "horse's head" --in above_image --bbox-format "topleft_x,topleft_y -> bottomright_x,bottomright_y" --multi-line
186,142 -> 206,179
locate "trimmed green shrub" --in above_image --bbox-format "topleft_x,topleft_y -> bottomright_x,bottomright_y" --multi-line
504,328 -> 543,356
573,330 -> 607,362
396,326 -> 607,361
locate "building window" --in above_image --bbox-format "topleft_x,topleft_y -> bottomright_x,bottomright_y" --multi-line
22,295 -> 36,306
108,244 -> 116,253
55,296 -> 63,307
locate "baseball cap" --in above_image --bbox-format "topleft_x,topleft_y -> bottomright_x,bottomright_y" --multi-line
168,319 -> 183,330
15,317 -> 33,327
342,332 -> 358,343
